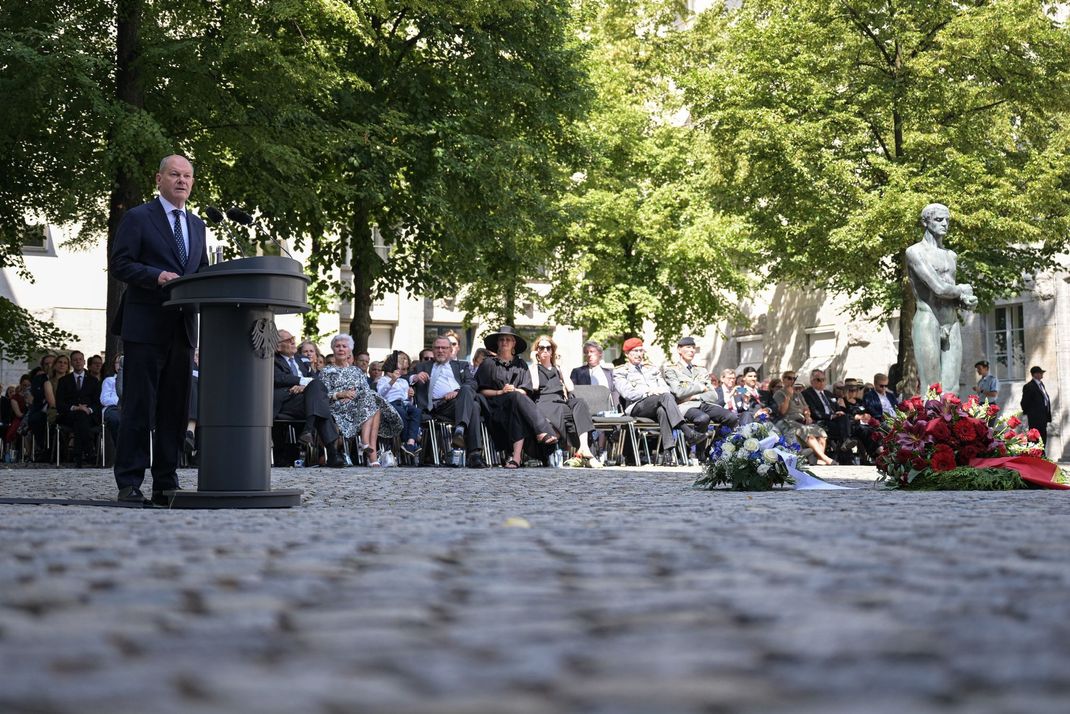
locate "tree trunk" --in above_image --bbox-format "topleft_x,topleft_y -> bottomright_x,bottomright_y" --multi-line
896,249 -> 919,397
503,280 -> 517,327
346,208 -> 376,354
105,0 -> 145,370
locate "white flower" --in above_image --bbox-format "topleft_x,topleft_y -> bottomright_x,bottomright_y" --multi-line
757,463 -> 771,475
763,449 -> 779,463
722,443 -> 736,455
743,438 -> 760,453
742,423 -> 757,437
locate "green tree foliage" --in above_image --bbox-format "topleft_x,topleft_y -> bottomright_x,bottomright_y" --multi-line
546,0 -> 753,351
677,0 -> 1070,382
296,1 -> 588,345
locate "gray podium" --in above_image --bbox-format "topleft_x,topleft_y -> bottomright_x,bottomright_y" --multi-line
163,256 -> 309,508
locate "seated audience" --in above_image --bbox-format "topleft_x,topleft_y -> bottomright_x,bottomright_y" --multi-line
662,336 -> 738,439
802,369 -> 849,444
862,372 -> 899,421
476,327 -> 559,469
368,360 -> 384,386
842,379 -> 879,463
377,350 -> 422,456
55,350 -> 102,467
529,334 -> 600,465
730,366 -> 771,424
444,329 -> 462,360
100,355 -> 123,453
569,340 -> 619,407
614,337 -> 704,463
299,340 -> 324,374
410,335 -> 488,468
274,329 -> 345,468
322,334 -> 402,467
471,347 -> 490,370
772,370 -> 834,465
27,353 -> 70,461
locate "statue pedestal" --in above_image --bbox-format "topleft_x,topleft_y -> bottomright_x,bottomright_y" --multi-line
163,256 -> 309,508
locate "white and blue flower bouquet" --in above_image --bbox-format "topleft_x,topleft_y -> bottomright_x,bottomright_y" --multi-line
693,417 -> 799,491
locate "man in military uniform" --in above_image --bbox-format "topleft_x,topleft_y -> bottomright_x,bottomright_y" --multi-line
662,336 -> 738,438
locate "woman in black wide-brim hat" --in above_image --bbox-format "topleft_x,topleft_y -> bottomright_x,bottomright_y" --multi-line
474,326 -> 558,469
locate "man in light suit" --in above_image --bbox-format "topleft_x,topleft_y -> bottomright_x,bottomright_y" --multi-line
1021,365 -> 1053,453
110,154 -> 208,505
410,335 -> 488,468
662,336 -> 738,435
569,340 -> 618,407
273,329 -> 344,468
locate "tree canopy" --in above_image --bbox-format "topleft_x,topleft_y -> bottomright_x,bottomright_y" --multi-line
676,0 -> 1070,382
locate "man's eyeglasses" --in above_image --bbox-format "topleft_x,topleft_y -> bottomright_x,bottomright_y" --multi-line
813,377 -> 826,382
784,375 -> 796,381
876,383 -> 888,388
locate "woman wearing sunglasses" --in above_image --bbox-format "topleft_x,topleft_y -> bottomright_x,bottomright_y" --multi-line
529,335 -> 601,466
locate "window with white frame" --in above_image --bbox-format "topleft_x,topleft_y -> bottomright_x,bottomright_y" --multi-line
20,224 -> 52,254
987,304 -> 1025,381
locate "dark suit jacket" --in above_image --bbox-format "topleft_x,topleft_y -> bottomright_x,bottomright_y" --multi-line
863,387 -> 899,419
1020,380 -> 1052,427
110,197 -> 209,346
272,354 -> 313,418
412,359 -> 473,412
56,372 -> 102,419
802,386 -> 839,422
569,364 -> 618,406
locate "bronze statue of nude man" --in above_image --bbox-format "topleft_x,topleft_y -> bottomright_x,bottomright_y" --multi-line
906,203 -> 978,392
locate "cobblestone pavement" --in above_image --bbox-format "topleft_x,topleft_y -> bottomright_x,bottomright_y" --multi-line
1,462 -> 1068,714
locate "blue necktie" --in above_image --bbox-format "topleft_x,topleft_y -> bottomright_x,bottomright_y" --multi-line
289,357 -> 300,376
172,209 -> 188,266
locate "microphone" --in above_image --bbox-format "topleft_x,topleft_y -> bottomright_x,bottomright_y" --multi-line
226,207 -> 293,259
203,206 -> 225,224
225,207 -> 254,226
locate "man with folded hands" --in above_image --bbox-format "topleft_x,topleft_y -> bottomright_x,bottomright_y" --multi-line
273,329 -> 345,467
662,336 -> 739,440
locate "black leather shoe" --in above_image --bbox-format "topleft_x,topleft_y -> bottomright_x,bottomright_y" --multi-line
298,429 -> 315,446
467,453 -> 488,469
117,486 -> 146,504
150,491 -> 172,507
325,454 -> 347,468
451,425 -> 466,449
682,425 -> 706,447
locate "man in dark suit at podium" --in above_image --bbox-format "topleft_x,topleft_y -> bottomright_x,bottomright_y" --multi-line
110,154 -> 209,504
56,350 -> 102,467
273,329 -> 344,467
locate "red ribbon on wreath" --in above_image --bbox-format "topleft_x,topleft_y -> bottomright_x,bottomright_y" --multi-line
969,456 -> 1070,490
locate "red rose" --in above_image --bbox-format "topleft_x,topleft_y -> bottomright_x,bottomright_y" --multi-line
911,455 -> 928,470
998,444 -> 1008,456
930,450 -> 956,472
925,419 -> 952,442
896,448 -> 912,464
958,444 -> 980,465
946,393 -> 961,406
1028,448 -> 1045,458
965,394 -> 979,408
953,419 -> 979,443
973,420 -> 989,440
1027,428 -> 1042,442
1007,416 -> 1022,429
986,403 -> 1000,418
930,383 -> 943,394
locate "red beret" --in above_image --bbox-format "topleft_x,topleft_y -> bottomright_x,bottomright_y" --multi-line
622,337 -> 644,353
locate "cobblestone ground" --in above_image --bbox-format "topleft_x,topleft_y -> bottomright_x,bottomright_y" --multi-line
0,462 -> 1068,714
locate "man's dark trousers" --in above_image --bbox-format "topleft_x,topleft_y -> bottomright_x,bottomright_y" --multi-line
114,320 -> 191,492
429,384 -> 486,453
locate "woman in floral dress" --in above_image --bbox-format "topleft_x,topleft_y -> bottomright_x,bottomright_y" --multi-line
321,334 -> 402,466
